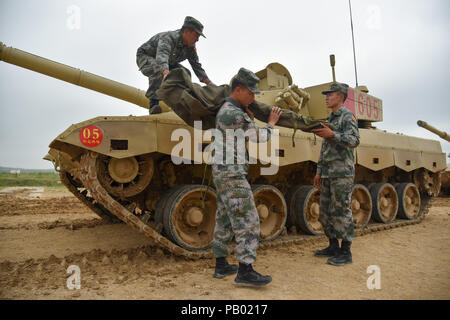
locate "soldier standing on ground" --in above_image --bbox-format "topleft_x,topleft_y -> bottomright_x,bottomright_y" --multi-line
136,16 -> 212,114
212,68 -> 282,286
311,82 -> 360,266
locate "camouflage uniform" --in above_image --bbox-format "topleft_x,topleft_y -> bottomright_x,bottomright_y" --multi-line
317,104 -> 360,241
136,18 -> 208,102
212,76 -> 274,264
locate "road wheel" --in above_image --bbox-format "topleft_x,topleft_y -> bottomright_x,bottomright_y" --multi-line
351,184 -> 372,228
154,185 -> 186,233
287,185 -> 323,235
394,183 -> 421,220
162,185 -> 216,251
96,154 -> 154,198
252,185 -> 287,241
370,183 -> 398,223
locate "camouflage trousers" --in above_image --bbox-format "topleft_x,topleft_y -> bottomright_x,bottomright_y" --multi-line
212,169 -> 260,265
139,57 -> 191,101
319,177 -> 355,241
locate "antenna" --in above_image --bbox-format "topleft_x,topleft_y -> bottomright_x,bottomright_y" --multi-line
330,54 -> 336,82
348,0 -> 359,87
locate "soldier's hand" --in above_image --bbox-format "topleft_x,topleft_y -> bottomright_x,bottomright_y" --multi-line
312,123 -> 334,139
313,174 -> 321,190
268,106 -> 282,126
162,70 -> 169,80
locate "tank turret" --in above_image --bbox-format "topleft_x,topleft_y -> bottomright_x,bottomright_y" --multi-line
417,120 -> 450,142
299,55 -> 383,128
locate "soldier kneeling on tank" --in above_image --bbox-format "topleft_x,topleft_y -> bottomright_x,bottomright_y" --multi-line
211,68 -> 282,286
311,82 -> 360,266
136,16 -> 212,114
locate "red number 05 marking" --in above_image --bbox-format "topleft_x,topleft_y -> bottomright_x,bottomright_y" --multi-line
79,125 -> 103,147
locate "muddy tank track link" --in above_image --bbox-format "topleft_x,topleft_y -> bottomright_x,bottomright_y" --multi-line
77,151 -> 213,260
62,152 -> 433,260
59,170 -> 121,224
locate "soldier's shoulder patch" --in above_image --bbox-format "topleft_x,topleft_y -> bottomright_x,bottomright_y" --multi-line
345,110 -> 357,122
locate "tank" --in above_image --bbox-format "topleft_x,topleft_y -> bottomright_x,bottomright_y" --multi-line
417,120 -> 450,195
1,42 -> 447,259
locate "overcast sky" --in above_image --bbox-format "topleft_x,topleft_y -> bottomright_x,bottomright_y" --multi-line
0,0 -> 449,169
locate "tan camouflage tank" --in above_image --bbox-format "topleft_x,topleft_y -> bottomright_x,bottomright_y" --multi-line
1,42 -> 446,259
417,120 -> 449,195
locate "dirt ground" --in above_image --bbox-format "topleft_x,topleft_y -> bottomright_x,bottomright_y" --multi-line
0,187 -> 449,300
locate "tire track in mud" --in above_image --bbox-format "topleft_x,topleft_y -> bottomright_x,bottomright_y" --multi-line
0,223 -> 157,262
0,192 -> 120,230
0,245 -> 207,298
0,194 -> 93,217
0,214 -> 110,230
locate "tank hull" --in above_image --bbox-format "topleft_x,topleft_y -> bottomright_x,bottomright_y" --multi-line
49,112 -> 446,174
46,112 -> 446,255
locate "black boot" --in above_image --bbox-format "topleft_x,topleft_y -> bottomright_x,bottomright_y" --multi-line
234,263 -> 272,287
314,238 -> 339,258
149,99 -> 162,115
213,257 -> 238,279
328,240 -> 353,266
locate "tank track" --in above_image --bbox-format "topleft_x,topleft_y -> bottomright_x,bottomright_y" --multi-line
260,195 -> 433,250
77,151 -> 212,260
59,170 -> 120,223
64,151 -> 434,260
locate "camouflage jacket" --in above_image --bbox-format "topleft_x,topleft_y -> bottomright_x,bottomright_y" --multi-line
136,29 -> 208,81
316,106 -> 360,178
212,97 -> 274,175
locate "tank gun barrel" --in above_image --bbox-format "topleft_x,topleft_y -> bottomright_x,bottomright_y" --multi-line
417,120 -> 450,142
0,41 -> 149,109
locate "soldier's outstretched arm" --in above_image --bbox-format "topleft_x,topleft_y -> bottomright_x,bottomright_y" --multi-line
248,101 -> 335,131
246,106 -> 282,143
188,48 -> 209,82
249,101 -> 293,127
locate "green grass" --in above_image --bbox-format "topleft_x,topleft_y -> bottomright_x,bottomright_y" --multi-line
0,171 -> 62,187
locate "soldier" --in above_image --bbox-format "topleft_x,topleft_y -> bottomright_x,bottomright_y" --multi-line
311,82 -> 360,266
212,68 -> 282,286
136,16 -> 212,114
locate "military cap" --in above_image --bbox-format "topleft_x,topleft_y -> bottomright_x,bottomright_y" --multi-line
234,67 -> 261,94
182,16 -> 206,38
322,82 -> 349,98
